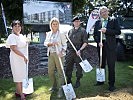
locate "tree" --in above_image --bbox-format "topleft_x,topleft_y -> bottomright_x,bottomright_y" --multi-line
2,0 -> 23,24
72,0 -> 86,15
0,0 -> 132,38
88,0 -> 133,17
0,17 -> 6,42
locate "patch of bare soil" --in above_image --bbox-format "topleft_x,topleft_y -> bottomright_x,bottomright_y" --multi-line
77,88 -> 133,100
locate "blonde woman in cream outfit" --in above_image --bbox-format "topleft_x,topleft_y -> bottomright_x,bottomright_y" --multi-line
6,20 -> 28,100
44,17 -> 67,98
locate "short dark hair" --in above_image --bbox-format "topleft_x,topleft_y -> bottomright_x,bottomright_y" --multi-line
72,16 -> 80,22
11,20 -> 22,27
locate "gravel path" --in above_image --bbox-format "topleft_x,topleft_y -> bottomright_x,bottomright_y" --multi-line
77,88 -> 133,100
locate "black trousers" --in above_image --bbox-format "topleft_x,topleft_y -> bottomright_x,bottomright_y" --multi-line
97,41 -> 116,86
65,50 -> 83,79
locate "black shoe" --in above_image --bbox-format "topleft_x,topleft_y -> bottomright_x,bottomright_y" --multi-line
74,81 -> 80,88
94,82 -> 104,86
67,79 -> 72,84
108,86 -> 116,92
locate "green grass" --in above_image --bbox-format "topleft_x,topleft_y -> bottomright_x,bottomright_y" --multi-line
0,59 -> 133,100
0,38 -> 6,44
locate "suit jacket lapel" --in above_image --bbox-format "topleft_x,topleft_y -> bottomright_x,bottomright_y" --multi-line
48,31 -> 53,39
106,17 -> 111,28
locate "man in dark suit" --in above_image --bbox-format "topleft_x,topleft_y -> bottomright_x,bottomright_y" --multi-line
93,6 -> 121,91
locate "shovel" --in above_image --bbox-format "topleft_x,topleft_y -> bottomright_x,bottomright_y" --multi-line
23,43 -> 34,94
55,45 -> 76,100
65,34 -> 93,72
96,31 -> 105,82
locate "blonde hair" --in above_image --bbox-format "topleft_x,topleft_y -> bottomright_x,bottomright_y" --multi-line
49,17 -> 60,31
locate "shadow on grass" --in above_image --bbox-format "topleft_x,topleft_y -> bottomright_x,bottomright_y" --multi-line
73,59 -> 133,99
50,91 -> 66,100
0,58 -> 133,99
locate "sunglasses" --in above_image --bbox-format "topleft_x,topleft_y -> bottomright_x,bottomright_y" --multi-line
11,20 -> 22,27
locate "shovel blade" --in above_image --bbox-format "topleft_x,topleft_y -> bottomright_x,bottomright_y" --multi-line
79,59 -> 93,72
96,68 -> 105,82
23,78 -> 34,94
23,78 -> 29,89
62,83 -> 76,100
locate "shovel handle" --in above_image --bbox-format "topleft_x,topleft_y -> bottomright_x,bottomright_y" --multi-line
65,34 -> 83,61
65,34 -> 78,52
55,45 -> 68,85
26,43 -> 29,80
58,56 -> 68,85
100,31 -> 102,67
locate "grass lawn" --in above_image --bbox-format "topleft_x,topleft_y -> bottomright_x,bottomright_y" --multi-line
0,58 -> 133,100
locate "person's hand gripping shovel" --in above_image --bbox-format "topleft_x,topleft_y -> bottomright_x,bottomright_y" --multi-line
55,45 -> 76,100
96,30 -> 105,82
65,34 -> 93,72
23,43 -> 34,94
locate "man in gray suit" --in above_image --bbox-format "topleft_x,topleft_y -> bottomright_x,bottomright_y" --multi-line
93,6 -> 121,91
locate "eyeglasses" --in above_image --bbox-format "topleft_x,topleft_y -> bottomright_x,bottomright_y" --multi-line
11,20 -> 21,27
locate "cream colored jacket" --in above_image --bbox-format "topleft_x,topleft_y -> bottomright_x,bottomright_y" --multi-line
44,30 -> 67,56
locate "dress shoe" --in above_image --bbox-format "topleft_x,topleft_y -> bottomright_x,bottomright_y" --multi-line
108,86 -> 116,91
67,78 -> 72,84
15,92 -> 27,97
57,88 -> 63,98
94,82 -> 104,86
74,81 -> 80,88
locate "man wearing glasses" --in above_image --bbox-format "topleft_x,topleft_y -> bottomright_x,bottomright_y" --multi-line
93,6 -> 121,91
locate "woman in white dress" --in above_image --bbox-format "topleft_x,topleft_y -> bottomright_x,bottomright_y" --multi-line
6,20 -> 28,100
